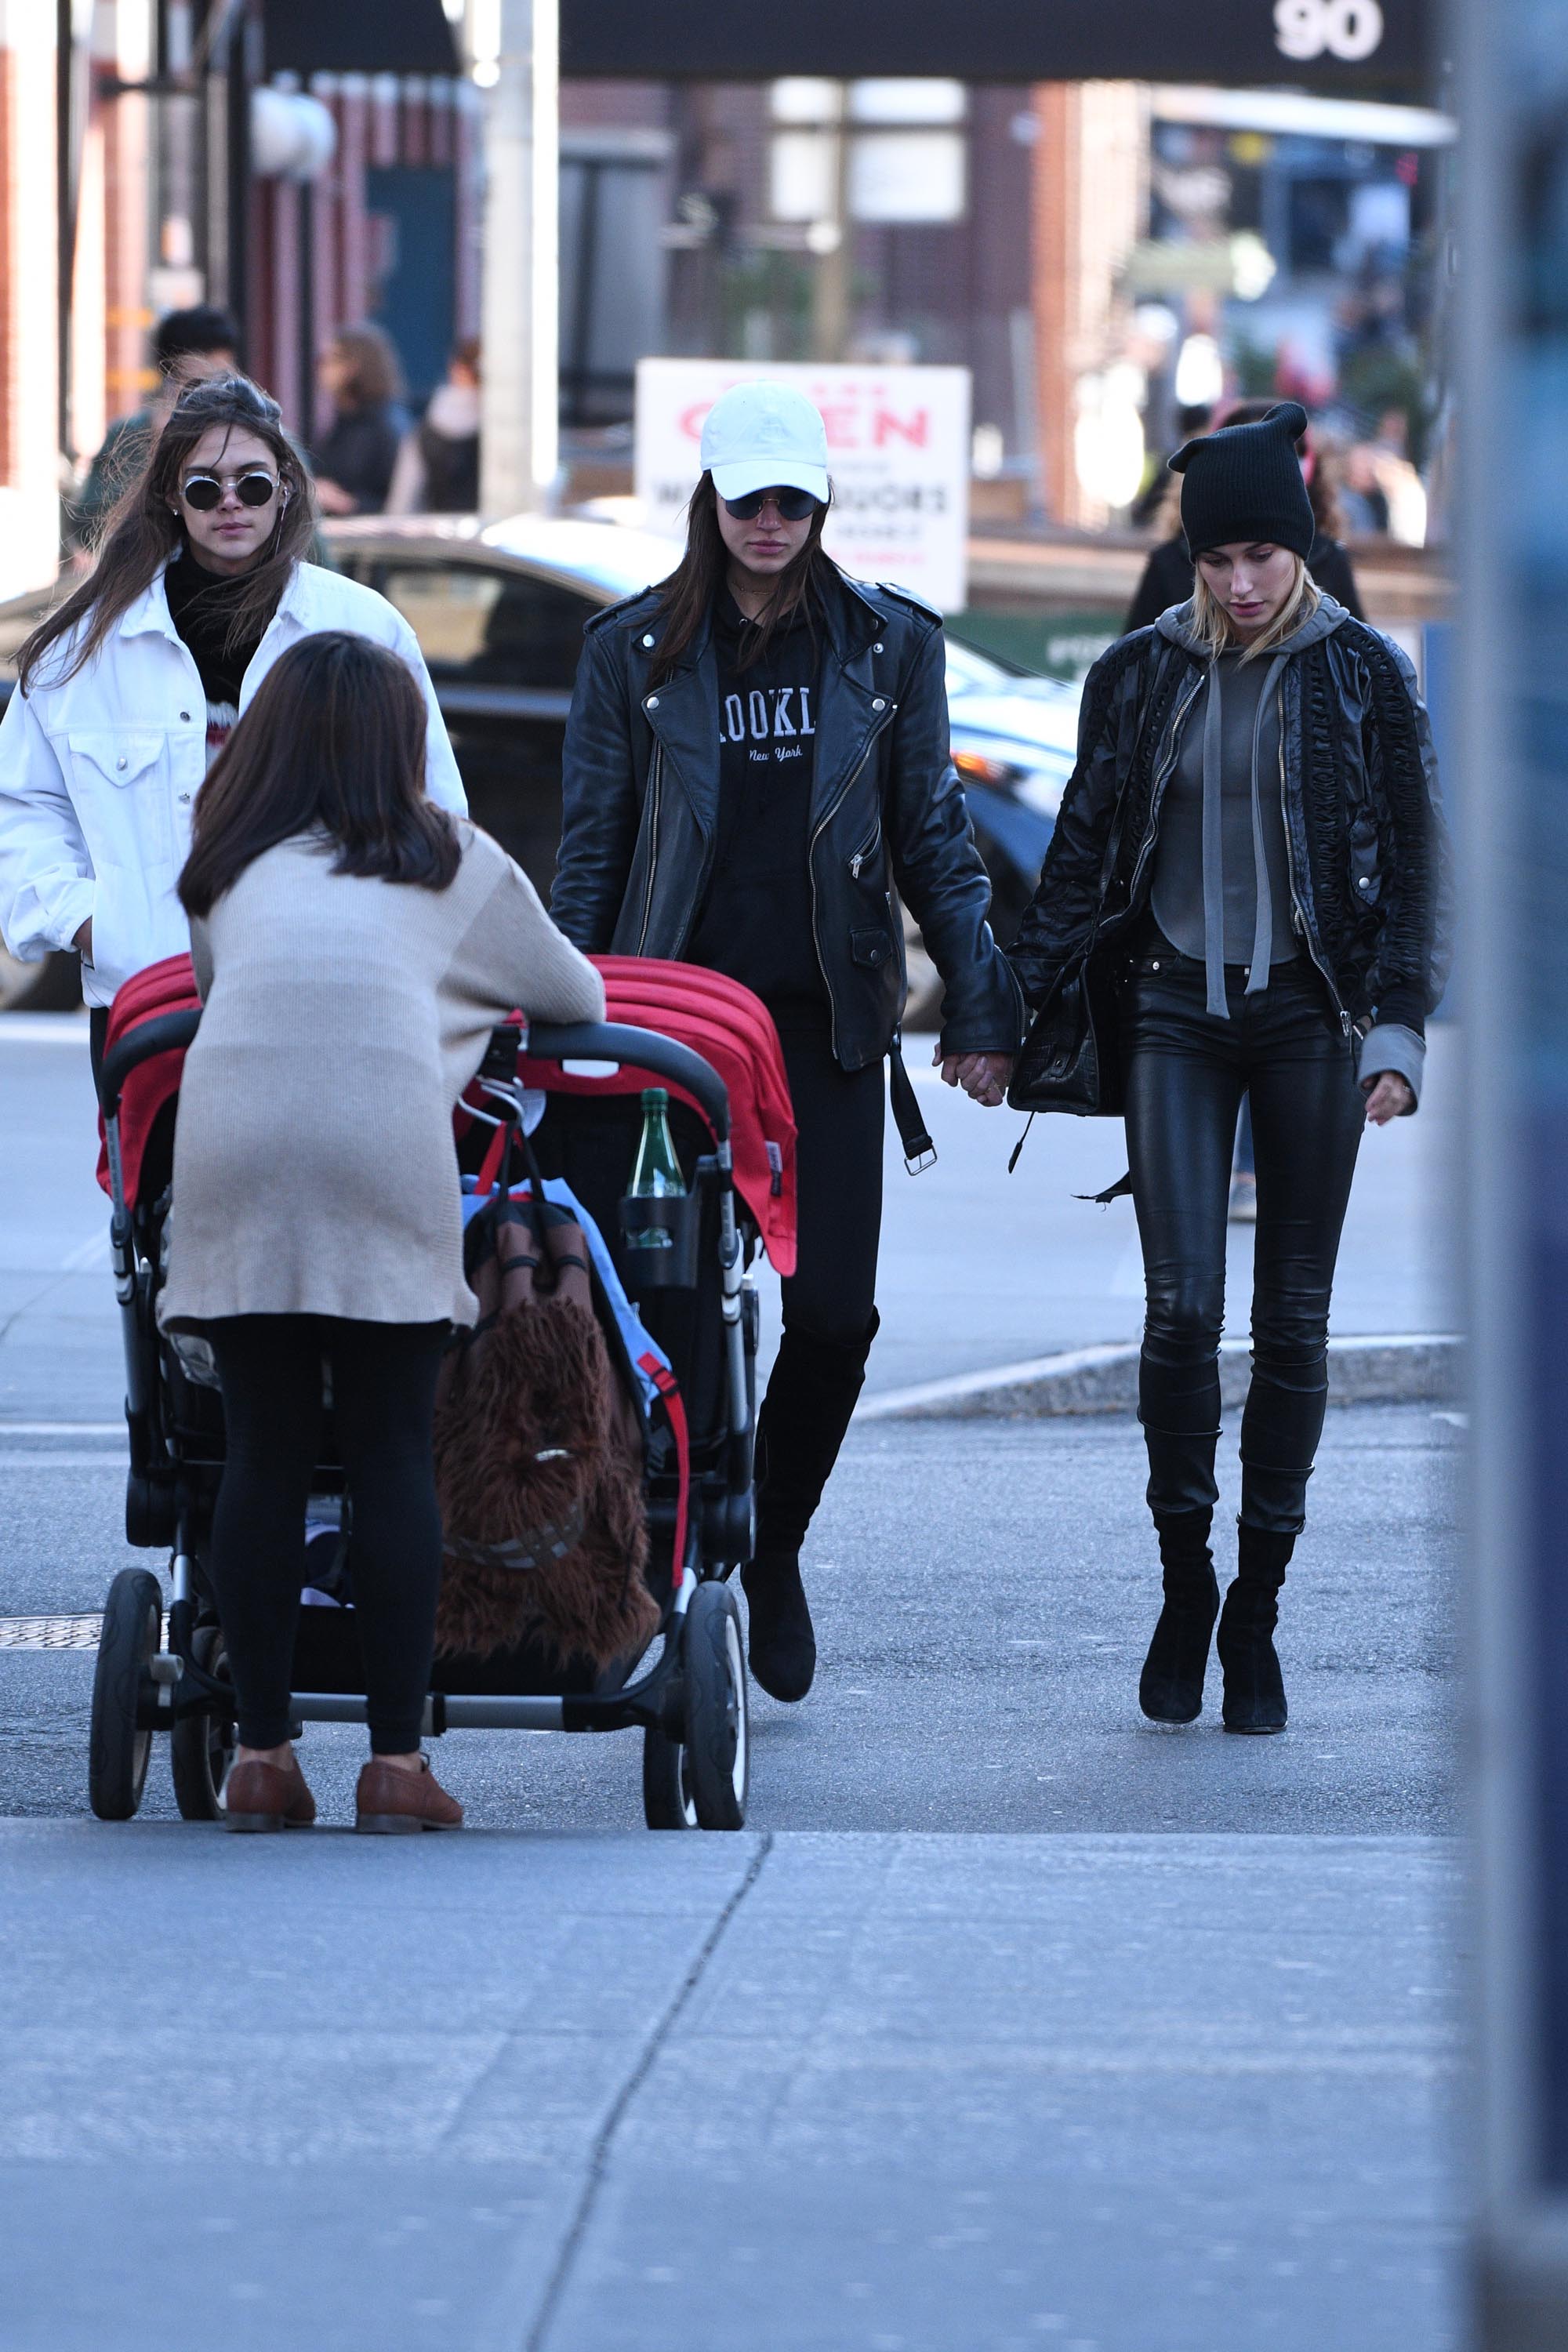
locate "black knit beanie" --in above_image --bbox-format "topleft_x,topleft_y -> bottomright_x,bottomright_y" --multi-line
1169,400 -> 1314,560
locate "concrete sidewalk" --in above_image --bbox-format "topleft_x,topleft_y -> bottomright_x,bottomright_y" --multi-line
0,1824 -> 1461,2352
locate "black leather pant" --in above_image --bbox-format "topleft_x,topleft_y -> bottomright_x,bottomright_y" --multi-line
1121,943 -> 1364,1537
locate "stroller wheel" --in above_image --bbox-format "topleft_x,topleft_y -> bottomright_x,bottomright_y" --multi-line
171,1626 -> 236,1822
642,1722 -> 696,1831
683,1581 -> 750,1831
89,1569 -> 162,1821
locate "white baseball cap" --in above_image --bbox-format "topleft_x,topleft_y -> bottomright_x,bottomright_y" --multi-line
699,379 -> 830,506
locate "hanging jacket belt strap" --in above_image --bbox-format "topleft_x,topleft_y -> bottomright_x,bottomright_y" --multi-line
889,1037 -> 936,1174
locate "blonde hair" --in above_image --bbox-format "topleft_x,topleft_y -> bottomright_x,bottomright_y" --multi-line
1191,553 -> 1319,662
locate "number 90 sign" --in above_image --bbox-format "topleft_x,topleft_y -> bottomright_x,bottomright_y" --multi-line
1274,0 -> 1385,59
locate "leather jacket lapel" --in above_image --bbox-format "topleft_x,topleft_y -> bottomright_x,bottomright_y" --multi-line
639,635 -> 720,840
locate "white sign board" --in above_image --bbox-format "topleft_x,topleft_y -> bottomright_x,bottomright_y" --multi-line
634,359 -> 971,613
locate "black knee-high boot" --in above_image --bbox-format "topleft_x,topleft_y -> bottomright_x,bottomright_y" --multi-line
1216,1523 -> 1295,1733
1138,1508 -> 1221,1724
742,1316 -> 877,1702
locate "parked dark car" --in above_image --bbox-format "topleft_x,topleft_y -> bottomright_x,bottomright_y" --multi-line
0,516 -> 1078,1013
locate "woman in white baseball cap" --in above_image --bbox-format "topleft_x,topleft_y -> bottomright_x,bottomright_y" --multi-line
554,378 -> 1022,1705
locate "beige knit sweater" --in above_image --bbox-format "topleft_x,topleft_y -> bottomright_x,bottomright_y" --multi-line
158,824 -> 604,1330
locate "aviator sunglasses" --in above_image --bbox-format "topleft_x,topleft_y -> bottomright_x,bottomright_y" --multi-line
721,485 -> 821,522
180,468 -> 280,512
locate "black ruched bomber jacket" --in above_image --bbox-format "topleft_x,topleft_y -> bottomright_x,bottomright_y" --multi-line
1007,596 -> 1453,1090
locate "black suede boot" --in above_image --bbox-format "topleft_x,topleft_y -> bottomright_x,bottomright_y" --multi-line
1217,1523 -> 1295,1733
1138,1509 -> 1220,1724
740,1551 -> 816,1701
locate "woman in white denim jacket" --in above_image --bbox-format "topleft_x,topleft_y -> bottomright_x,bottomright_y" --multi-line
0,374 -> 465,1060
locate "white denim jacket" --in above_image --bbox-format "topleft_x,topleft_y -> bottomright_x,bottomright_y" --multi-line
0,558 -> 467,1006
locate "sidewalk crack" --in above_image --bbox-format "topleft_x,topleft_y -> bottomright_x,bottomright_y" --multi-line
524,1831 -> 774,2351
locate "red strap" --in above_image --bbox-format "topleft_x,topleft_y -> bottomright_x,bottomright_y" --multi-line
639,1353 -> 690,1587
474,1121 -> 510,1200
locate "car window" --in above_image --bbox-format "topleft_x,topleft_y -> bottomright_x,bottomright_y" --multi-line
945,638 -> 1014,699
378,563 -> 598,691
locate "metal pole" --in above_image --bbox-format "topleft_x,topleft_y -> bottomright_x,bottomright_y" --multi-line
811,85 -> 851,363
479,0 -> 558,516
1465,0 -> 1568,2335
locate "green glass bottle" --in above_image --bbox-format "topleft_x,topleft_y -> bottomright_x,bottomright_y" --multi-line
626,1087 -> 685,1248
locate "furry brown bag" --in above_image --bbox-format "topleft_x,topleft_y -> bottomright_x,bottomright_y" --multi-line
432,1194 -> 659,1669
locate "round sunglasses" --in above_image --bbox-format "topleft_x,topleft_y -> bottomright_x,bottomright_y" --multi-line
721,485 -> 821,522
180,469 -> 280,512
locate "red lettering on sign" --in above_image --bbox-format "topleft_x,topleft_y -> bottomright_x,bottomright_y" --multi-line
873,408 -> 930,448
818,405 -> 860,448
678,401 -> 716,441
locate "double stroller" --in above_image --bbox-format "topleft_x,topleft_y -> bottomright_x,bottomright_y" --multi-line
87,953 -> 797,1831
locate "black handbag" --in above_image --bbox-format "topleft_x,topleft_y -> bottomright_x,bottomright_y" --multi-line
1007,775 -> 1133,1120
1007,946 -> 1124,1118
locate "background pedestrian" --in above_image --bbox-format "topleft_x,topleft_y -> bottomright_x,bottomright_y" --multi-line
553,379 -> 1022,1704
69,303 -> 240,554
311,325 -> 410,517
162,633 -> 604,1833
387,338 -> 481,515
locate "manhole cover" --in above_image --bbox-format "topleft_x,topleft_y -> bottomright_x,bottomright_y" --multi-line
0,1615 -> 103,1650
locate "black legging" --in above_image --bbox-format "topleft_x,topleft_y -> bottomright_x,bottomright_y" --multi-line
1122,944 -> 1363,1537
205,1316 -> 449,1752
752,1016 -> 884,1555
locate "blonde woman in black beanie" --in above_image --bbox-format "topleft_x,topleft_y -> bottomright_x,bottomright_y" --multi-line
1009,401 -> 1451,1735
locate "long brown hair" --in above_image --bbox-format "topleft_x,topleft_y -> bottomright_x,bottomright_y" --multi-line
178,633 -> 459,917
327,324 -> 405,409
18,374 -> 316,694
649,473 -> 836,684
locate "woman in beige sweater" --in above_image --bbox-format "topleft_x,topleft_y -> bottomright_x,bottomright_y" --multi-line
162,631 -> 604,1832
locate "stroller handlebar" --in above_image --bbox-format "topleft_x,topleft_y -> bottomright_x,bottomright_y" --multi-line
96,1010 -> 733,1145
98,1009 -> 203,1123
525,1021 -> 731,1142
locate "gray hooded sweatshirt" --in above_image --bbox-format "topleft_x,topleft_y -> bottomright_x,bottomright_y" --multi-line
1151,593 -> 1425,1107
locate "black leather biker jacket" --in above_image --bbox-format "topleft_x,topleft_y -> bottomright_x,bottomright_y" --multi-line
550,566 -> 1022,1071
1008,596 -> 1453,1042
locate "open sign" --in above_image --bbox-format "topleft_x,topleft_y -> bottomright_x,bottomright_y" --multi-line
636,359 -> 972,612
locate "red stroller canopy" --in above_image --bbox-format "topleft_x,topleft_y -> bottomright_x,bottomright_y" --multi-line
97,952 -> 799,1275
517,957 -> 797,1276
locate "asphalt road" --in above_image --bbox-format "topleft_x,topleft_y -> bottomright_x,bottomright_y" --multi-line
0,1405 -> 1458,1835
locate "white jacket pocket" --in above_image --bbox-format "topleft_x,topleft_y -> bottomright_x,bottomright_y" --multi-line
65,729 -> 174,871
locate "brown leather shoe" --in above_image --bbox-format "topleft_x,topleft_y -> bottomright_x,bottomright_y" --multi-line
354,1755 -> 463,1835
223,1754 -> 317,1834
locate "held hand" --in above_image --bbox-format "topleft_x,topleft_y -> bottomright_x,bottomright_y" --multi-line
936,1048 -> 1014,1108
1362,1070 -> 1414,1126
72,919 -> 93,966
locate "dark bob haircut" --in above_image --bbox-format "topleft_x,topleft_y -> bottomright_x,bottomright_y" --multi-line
178,632 -> 460,918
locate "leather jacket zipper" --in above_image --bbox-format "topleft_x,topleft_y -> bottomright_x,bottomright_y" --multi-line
809,703 -> 899,1057
1123,670 -> 1204,912
1274,683 -> 1352,1033
849,814 -> 882,879
635,745 -> 663,954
